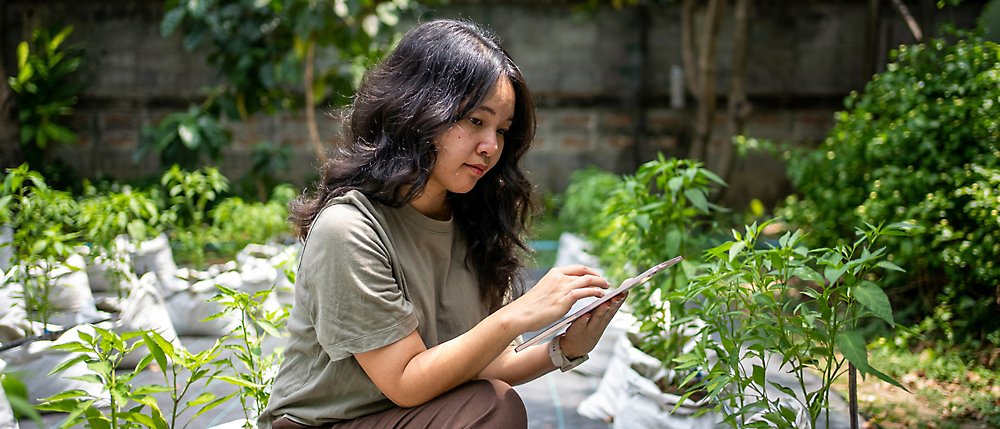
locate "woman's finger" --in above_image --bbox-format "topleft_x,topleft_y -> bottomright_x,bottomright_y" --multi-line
568,287 -> 607,301
555,264 -> 604,278
566,274 -> 609,290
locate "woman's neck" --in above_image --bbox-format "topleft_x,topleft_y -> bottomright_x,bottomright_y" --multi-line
410,189 -> 452,221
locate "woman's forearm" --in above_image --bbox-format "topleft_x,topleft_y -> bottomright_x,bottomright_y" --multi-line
356,307 -> 523,407
478,343 -> 555,385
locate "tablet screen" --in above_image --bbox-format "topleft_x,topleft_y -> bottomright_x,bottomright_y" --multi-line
515,255 -> 683,352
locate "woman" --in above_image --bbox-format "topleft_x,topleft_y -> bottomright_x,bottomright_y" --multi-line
260,19 -> 624,429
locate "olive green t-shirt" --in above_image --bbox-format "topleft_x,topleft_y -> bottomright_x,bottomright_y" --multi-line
258,191 -> 488,427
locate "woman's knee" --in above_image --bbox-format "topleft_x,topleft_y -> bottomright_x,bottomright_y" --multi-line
459,379 -> 527,428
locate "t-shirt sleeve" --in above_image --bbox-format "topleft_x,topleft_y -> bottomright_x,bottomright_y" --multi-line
300,205 -> 419,360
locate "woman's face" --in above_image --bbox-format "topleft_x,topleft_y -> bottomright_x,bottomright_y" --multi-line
423,77 -> 515,205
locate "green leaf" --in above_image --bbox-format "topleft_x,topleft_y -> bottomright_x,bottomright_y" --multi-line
683,189 -> 709,212
133,384 -> 173,396
40,389 -> 90,403
213,375 -> 264,389
861,363 -> 910,392
728,240 -> 747,262
161,8 -> 186,37
824,265 -> 847,284
48,354 -> 89,376
16,41 -> 29,69
835,331 -> 869,371
142,331 -> 169,370
769,380 -> 798,399
50,26 -> 73,51
876,260 -> 905,273
86,360 -> 112,377
185,391 -> 217,407
37,398 -> 87,413
751,364 -> 766,386
192,391 -> 238,419
791,266 -> 824,285
853,281 -> 895,326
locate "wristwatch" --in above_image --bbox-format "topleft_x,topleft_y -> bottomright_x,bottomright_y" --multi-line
548,335 -> 589,372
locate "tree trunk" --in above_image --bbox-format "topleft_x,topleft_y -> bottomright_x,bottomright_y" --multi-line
681,0 -> 700,97
685,0 -> 725,162
864,0 -> 882,80
0,0 -> 20,167
718,0 -> 751,184
304,35 -> 328,165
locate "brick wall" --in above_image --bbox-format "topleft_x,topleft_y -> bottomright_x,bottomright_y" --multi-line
0,0 -> 984,208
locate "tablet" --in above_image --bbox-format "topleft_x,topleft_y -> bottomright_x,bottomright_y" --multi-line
515,255 -> 683,352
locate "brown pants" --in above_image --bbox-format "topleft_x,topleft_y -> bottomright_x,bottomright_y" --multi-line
272,379 -> 527,429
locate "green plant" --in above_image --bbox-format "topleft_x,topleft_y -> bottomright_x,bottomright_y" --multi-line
209,285 -> 288,424
160,166 -> 230,268
2,371 -> 44,427
245,141 -> 292,202
36,326 -> 235,429
137,105 -> 231,170
156,0 -> 419,168
207,186 -> 292,256
1,164 -> 81,332
6,25 -> 83,170
79,184 -> 166,297
558,166 -> 623,240
591,155 -> 726,365
38,327 -> 169,429
676,222 -> 909,428
141,331 -> 234,429
778,31 -> 1000,355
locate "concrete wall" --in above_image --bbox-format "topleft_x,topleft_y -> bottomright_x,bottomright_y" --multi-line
0,0 -> 985,208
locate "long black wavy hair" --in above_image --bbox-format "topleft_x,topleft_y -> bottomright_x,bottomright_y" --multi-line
289,19 -> 536,312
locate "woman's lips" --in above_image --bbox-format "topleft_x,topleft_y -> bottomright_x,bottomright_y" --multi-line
466,164 -> 487,176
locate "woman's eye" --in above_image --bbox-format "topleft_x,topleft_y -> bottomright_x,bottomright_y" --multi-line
468,117 -> 483,126
497,128 -> 507,136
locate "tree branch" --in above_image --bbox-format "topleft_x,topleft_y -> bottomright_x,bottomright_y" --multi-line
687,0 -> 724,161
889,0 -> 923,42
304,35 -> 328,165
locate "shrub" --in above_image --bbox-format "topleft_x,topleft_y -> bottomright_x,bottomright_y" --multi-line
588,156 -> 726,365
779,31 -> 1000,353
558,167 -> 623,240
678,222 -> 907,428
6,24 -> 84,185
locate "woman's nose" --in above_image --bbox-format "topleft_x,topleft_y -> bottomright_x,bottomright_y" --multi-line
478,132 -> 500,157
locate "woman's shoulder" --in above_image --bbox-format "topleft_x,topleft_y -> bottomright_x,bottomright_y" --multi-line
310,190 -> 385,239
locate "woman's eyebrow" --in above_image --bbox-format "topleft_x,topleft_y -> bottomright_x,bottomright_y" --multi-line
476,106 -> 514,122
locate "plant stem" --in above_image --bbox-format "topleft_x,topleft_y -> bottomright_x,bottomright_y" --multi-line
849,363 -> 859,429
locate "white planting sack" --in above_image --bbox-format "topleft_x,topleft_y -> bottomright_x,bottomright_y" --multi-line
0,282 -> 28,334
207,418 -> 255,429
132,234 -> 187,294
47,253 -> 98,315
240,260 -> 281,314
554,232 -> 603,275
612,359 -> 720,429
573,310 -> 636,378
0,359 -> 20,429
269,244 -> 300,304
115,273 -> 183,368
166,270 -> 242,337
0,225 -> 12,272
577,333 -> 662,423
1,325 -> 109,407
86,235 -> 135,294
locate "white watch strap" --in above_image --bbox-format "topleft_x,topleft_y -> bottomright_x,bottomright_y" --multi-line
548,336 -> 567,368
548,335 -> 589,372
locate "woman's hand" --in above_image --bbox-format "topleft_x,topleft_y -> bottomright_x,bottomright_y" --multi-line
558,291 -> 627,359
503,265 -> 609,333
